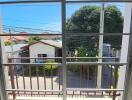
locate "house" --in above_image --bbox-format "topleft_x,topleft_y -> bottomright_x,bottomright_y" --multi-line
21,40 -> 62,63
5,44 -> 28,61
5,44 -> 28,74
3,32 -> 29,44
38,32 -> 62,40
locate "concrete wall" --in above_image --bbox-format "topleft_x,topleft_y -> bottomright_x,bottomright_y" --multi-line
29,42 -> 55,62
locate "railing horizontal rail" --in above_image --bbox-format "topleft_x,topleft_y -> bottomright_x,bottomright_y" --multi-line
2,63 -> 62,66
66,33 -> 130,37
0,0 -> 132,5
9,57 -> 62,59
6,89 -> 62,92
8,57 -> 119,59
67,62 -> 127,65
0,34 -> 61,36
0,33 -> 130,36
0,0 -> 61,4
66,0 -> 132,3
67,88 -> 124,92
2,62 -> 127,66
6,88 -> 124,92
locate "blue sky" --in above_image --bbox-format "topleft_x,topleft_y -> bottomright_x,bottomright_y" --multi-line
0,2 -> 125,33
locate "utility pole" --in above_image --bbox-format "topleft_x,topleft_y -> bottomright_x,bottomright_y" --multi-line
97,3 -> 105,88
9,29 -> 14,57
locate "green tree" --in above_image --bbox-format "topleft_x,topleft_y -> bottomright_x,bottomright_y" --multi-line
28,36 -> 42,44
4,41 -> 16,46
66,5 -> 123,53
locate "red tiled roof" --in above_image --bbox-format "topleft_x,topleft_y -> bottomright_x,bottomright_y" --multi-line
21,40 -> 62,49
3,32 -> 29,42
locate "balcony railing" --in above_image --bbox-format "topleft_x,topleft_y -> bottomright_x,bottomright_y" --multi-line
3,57 -> 125,100
0,1 -> 131,100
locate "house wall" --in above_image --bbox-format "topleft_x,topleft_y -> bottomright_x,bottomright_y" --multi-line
7,51 -> 21,63
29,42 -> 55,63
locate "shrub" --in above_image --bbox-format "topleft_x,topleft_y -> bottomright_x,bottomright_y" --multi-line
24,60 -> 59,76
43,60 -> 59,76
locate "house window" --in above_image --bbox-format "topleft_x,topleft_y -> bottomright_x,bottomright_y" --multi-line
38,54 -> 47,57
36,54 -> 47,63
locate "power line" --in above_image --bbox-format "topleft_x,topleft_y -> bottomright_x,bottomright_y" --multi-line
2,25 -> 61,34
3,25 -> 61,33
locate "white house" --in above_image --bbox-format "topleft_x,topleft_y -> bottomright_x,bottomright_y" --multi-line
5,44 -> 28,74
5,44 -> 28,62
21,40 -> 62,63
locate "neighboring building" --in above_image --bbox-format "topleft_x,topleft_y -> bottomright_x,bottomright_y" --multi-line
5,44 -> 28,60
3,32 -> 62,43
21,40 -> 62,63
5,44 -> 28,74
39,32 -> 62,40
3,32 -> 29,44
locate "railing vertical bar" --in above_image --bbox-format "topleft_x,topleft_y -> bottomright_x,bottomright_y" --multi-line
94,91 -> 96,96
94,66 -> 97,95
101,64 -> 103,96
58,66 -> 61,97
9,59 -> 16,99
43,65 -> 46,96
112,64 -> 119,100
22,66 -> 25,94
59,67 -> 61,89
36,65 -> 39,94
80,65 -> 83,95
87,66 -> 89,88
29,65 -> 32,96
15,65 -> 19,95
109,65 -> 112,96
51,65 -> 53,94
72,90 -> 74,97
43,66 -> 46,96
101,89 -> 103,96
102,91 -> 103,96
110,65 -> 113,88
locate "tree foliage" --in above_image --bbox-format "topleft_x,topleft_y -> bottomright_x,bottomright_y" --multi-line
4,41 -> 16,46
28,36 -> 42,44
66,5 -> 123,53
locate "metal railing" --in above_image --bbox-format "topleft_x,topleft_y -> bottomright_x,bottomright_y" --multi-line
7,57 -> 62,98
0,0 -> 131,100
5,57 -> 125,100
